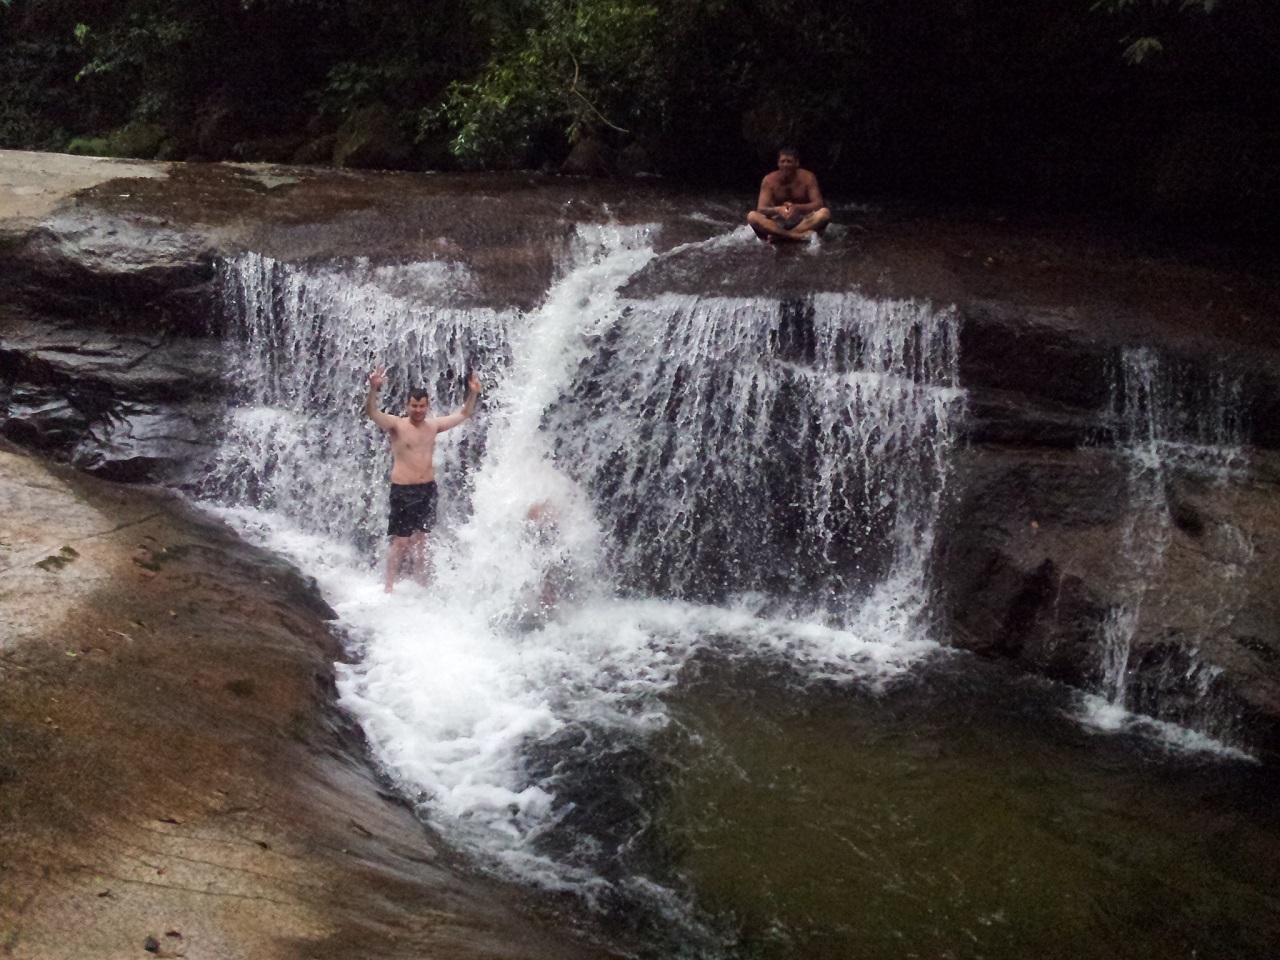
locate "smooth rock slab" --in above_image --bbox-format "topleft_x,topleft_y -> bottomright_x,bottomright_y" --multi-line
0,443 -> 620,960
0,150 -> 166,226
0,314 -> 224,401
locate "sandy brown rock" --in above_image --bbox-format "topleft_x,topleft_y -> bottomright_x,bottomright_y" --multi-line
0,151 -> 166,228
0,441 -> 617,960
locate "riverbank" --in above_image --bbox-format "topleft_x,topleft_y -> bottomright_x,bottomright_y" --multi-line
0,440 -> 615,960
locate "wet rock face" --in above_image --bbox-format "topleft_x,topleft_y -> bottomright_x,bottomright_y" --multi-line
956,302 -> 1113,448
939,447 -> 1280,760
3,152 -> 1280,756
0,447 -> 617,960
3,210 -> 218,336
0,312 -> 223,483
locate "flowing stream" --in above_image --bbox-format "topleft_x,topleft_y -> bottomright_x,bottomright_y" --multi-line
202,224 -> 1280,959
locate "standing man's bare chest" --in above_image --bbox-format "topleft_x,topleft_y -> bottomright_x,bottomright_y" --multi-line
394,422 -> 436,457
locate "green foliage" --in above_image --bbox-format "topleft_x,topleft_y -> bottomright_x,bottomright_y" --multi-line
65,135 -> 109,155
0,16 -> 83,150
1,0 -> 1276,232
436,0 -> 661,166
661,0 -> 869,160
1123,35 -> 1164,63
72,4 -> 197,123
318,53 -> 442,120
1090,0 -> 1225,63
322,60 -> 405,115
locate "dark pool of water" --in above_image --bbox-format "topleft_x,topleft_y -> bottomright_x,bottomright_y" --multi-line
593,650 -> 1280,960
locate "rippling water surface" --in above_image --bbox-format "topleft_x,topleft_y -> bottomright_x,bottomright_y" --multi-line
654,654 -> 1279,959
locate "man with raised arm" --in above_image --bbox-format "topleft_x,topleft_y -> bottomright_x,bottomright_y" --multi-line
747,146 -> 832,243
365,366 -> 481,593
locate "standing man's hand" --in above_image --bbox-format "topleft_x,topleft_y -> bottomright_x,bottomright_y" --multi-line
467,371 -> 482,395
365,366 -> 395,428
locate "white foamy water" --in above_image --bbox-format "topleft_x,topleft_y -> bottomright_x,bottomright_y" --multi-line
1076,693 -> 1255,762
205,224 -> 961,893
216,501 -> 940,892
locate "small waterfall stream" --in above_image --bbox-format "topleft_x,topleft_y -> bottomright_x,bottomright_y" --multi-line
1085,346 -> 1252,750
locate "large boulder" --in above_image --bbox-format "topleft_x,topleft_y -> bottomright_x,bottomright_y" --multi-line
0,210 -> 217,336
939,444 -> 1280,760
617,141 -> 657,178
193,100 -> 249,161
562,138 -> 616,177
107,122 -> 170,160
955,301 -> 1113,447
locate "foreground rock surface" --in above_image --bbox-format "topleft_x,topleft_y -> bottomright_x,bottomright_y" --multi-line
0,442 -> 615,960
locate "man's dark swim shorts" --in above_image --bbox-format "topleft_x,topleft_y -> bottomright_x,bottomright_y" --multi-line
387,481 -> 438,538
773,212 -> 806,231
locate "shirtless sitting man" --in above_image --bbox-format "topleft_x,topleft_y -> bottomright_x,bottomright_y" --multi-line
747,146 -> 832,243
365,366 -> 481,593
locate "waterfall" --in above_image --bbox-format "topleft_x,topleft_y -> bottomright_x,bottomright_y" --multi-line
1087,346 -> 1251,750
202,225 -> 963,899
211,252 -> 514,552
545,293 -> 961,609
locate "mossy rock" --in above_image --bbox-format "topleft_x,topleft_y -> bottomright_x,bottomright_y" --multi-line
562,138 -> 616,176
106,122 -> 169,160
333,104 -> 411,170
617,141 -> 657,178
194,102 -> 247,160
35,545 -> 79,572
233,134 -> 308,164
65,137 -> 111,157
292,134 -> 338,166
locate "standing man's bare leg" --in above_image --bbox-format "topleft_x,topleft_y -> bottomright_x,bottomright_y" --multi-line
386,536 -> 411,593
408,532 -> 434,587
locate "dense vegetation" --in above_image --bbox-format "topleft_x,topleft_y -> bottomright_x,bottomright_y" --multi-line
2,0 -> 1277,232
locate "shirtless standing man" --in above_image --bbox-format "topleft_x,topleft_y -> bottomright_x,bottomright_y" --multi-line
365,366 -> 481,593
747,146 -> 832,243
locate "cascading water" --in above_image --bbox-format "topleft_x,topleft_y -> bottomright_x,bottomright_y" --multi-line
545,293 -> 961,611
212,251 -> 514,548
202,225 -> 963,922
1085,346 -> 1252,751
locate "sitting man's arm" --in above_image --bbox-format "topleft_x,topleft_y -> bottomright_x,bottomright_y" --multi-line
365,367 -> 399,433
756,176 -> 784,216
432,372 -> 482,433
